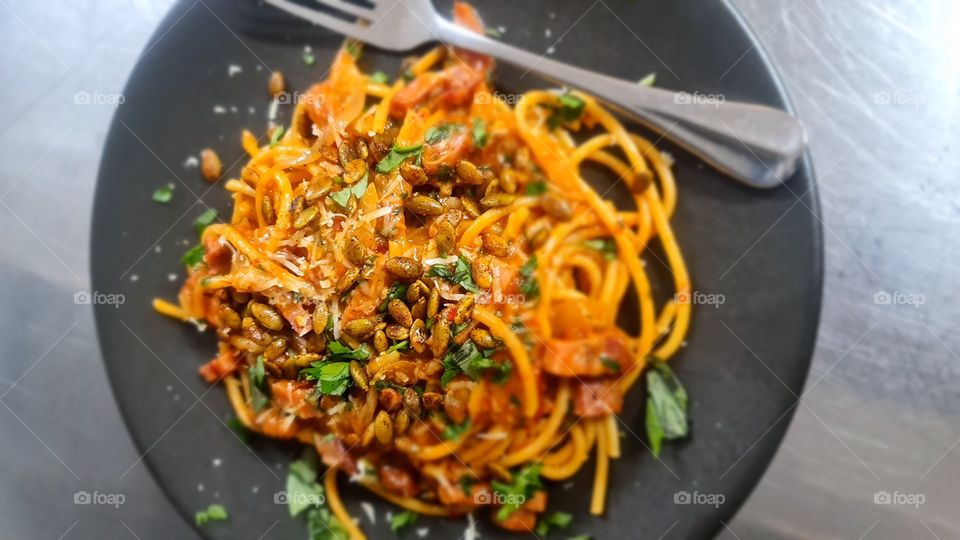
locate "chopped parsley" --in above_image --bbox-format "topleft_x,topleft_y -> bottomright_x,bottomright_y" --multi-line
270,125 -> 285,147
370,71 -> 389,84
441,341 -> 511,386
390,511 -> 419,533
385,340 -> 409,354
583,238 -> 617,261
442,418 -> 471,441
645,356 -> 689,456
227,417 -> 251,443
600,356 -> 621,373
195,503 -> 228,526
194,208 -> 219,236
485,26 -> 502,38
375,144 -> 424,173
547,92 -> 586,130
287,450 -> 326,517
535,511 -> 573,536
638,72 -> 657,87
301,361 -> 352,396
518,256 -> 540,299
492,463 -> 543,520
345,41 -> 361,58
302,50 -> 316,65
525,180 -> 548,196
181,244 -> 205,268
471,119 -> 488,148
325,341 -> 371,361
459,476 -> 476,497
249,356 -> 270,411
152,183 -> 174,203
328,173 -> 368,208
424,123 -> 461,145
427,255 -> 479,293
380,284 -> 409,311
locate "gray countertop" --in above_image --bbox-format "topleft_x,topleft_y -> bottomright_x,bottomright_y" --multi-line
1,0 -> 956,538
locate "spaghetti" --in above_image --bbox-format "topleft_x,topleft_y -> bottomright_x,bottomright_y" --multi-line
158,2 -> 691,536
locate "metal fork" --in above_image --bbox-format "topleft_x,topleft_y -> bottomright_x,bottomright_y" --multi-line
264,0 -> 806,188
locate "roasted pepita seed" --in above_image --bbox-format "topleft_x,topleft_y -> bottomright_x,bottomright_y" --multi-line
338,141 -> 357,167
345,236 -> 366,265
264,338 -> 288,360
287,353 -> 322,369
472,256 -> 493,289
343,317 -> 376,338
436,220 -> 456,255
388,299 -> 414,327
230,290 -> 251,304
385,257 -> 422,279
422,391 -> 442,411
525,220 -> 550,249
399,162 -> 428,186
405,195 -> 445,216
431,318 -> 452,357
293,205 -> 320,229
402,388 -> 421,415
455,160 -> 485,185
335,267 -> 361,293
242,316 -> 273,346
385,324 -> 410,341
355,139 -> 369,161
481,233 -> 510,257
480,192 -> 516,208
541,192 -> 573,220
343,159 -> 368,184
373,329 -> 388,352
350,360 -> 368,391
394,409 -> 410,435
500,169 -> 518,194
229,335 -> 264,353
250,303 -> 285,331
453,296 -> 475,325
360,423 -> 375,447
470,328 -> 497,349
410,319 -> 427,353
304,181 -> 329,203
218,305 -> 242,330
405,281 -> 427,304
312,303 -> 329,335
460,197 -> 481,218
426,287 -> 440,319
410,297 -> 427,321
374,410 -> 394,444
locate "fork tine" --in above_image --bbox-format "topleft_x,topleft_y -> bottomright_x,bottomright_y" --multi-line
315,0 -> 379,19
263,0 -> 364,39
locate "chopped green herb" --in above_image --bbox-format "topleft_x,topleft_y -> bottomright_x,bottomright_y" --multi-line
402,70 -> 415,82
380,284 -> 409,311
583,238 -> 617,261
385,340 -> 410,354
525,180 -> 548,196
472,119 -> 488,149
307,506 -> 349,540
547,92 -> 586,130
600,356 -> 621,373
303,50 -> 316,65
442,418 -> 471,441
375,144 -> 424,173
492,463 -> 543,520
182,244 -> 205,269
535,511 -> 573,536
345,41 -> 361,58
452,321 -> 470,336
195,503 -> 228,526
390,510 -> 419,533
638,72 -> 657,87
249,356 -> 270,411
441,341 -> 511,386
425,123 -> 461,145
485,26 -> 502,38
427,255 -> 479,293
518,256 -> 540,299
370,71 -> 390,84
567,535 -> 592,540
287,449 -> 326,517
328,173 -> 369,208
194,208 -> 219,236
270,125 -> 285,147
326,341 -> 371,361
227,417 -> 251,443
152,183 -> 174,203
301,361 -> 352,396
645,356 -> 689,456
459,475 -> 476,497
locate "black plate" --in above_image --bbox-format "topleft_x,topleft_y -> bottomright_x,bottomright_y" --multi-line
92,0 -> 822,538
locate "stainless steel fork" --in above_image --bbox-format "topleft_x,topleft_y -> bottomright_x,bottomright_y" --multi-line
264,0 -> 806,188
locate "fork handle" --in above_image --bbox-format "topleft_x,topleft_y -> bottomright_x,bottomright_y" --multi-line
435,19 -> 805,188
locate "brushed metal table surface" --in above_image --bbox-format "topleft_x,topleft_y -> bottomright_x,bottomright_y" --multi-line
1,0 -> 956,538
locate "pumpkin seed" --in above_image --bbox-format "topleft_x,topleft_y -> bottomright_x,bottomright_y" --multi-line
480,192 -> 516,208
481,233 -> 510,257
304,181 -> 329,203
405,195 -> 444,216
374,410 -> 394,444
200,148 -> 222,181
287,353 -> 322,370
268,71 -> 285,97
436,220 -> 456,255
426,287 -> 440,319
472,256 -> 493,289
402,388 -> 421,415
345,236 -> 365,265
264,338 -> 288,360
461,197 -> 481,218
355,139 -> 369,161
388,299 -> 413,327
542,192 -> 572,220
218,305 -> 242,330
399,162 -> 428,186
410,319 -> 427,353
455,160 -> 485,185
410,297 -> 427,321
385,257 -> 422,279
385,324 -> 410,341
394,409 -> 410,435
293,205 -> 319,229
453,296 -> 475,325
343,317 -> 376,339
470,328 -> 497,349
431,318 -> 451,357
373,329 -> 388,352
229,335 -> 264,353
350,360 -> 369,391
500,169 -> 518,194
335,267 -> 361,293
312,303 -> 329,335
343,159 -> 368,185
338,141 -> 357,167
405,281 -> 427,304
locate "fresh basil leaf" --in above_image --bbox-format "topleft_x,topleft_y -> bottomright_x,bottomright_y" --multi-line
535,511 -> 573,536
645,357 -> 689,456
249,356 -> 270,411
370,71 -> 389,84
390,510 -> 419,533
492,463 -> 543,520
287,450 -> 325,517
600,356 -> 621,373
194,208 -> 218,236
270,125 -> 285,147
325,341 -> 370,361
153,183 -> 174,203
227,417 -> 251,443
301,361 -> 352,396
182,244 -> 205,268
583,238 -> 617,261
307,507 -> 349,540
547,91 -> 586,130
328,173 -> 368,208
525,180 -> 548,196
472,119 -> 488,149
375,144 -> 424,173
441,342 -> 510,386
519,256 -> 540,299
425,123 -> 460,145
380,284 -> 409,311
427,255 -> 478,293
195,503 -> 228,526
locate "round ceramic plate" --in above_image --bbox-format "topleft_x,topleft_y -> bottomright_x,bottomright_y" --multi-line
91,0 -> 822,538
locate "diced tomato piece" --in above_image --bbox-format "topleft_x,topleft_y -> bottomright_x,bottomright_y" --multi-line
270,380 -> 319,419
573,378 -> 624,418
542,329 -> 633,377
198,349 -> 239,383
203,233 -> 231,274
379,463 -> 419,498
